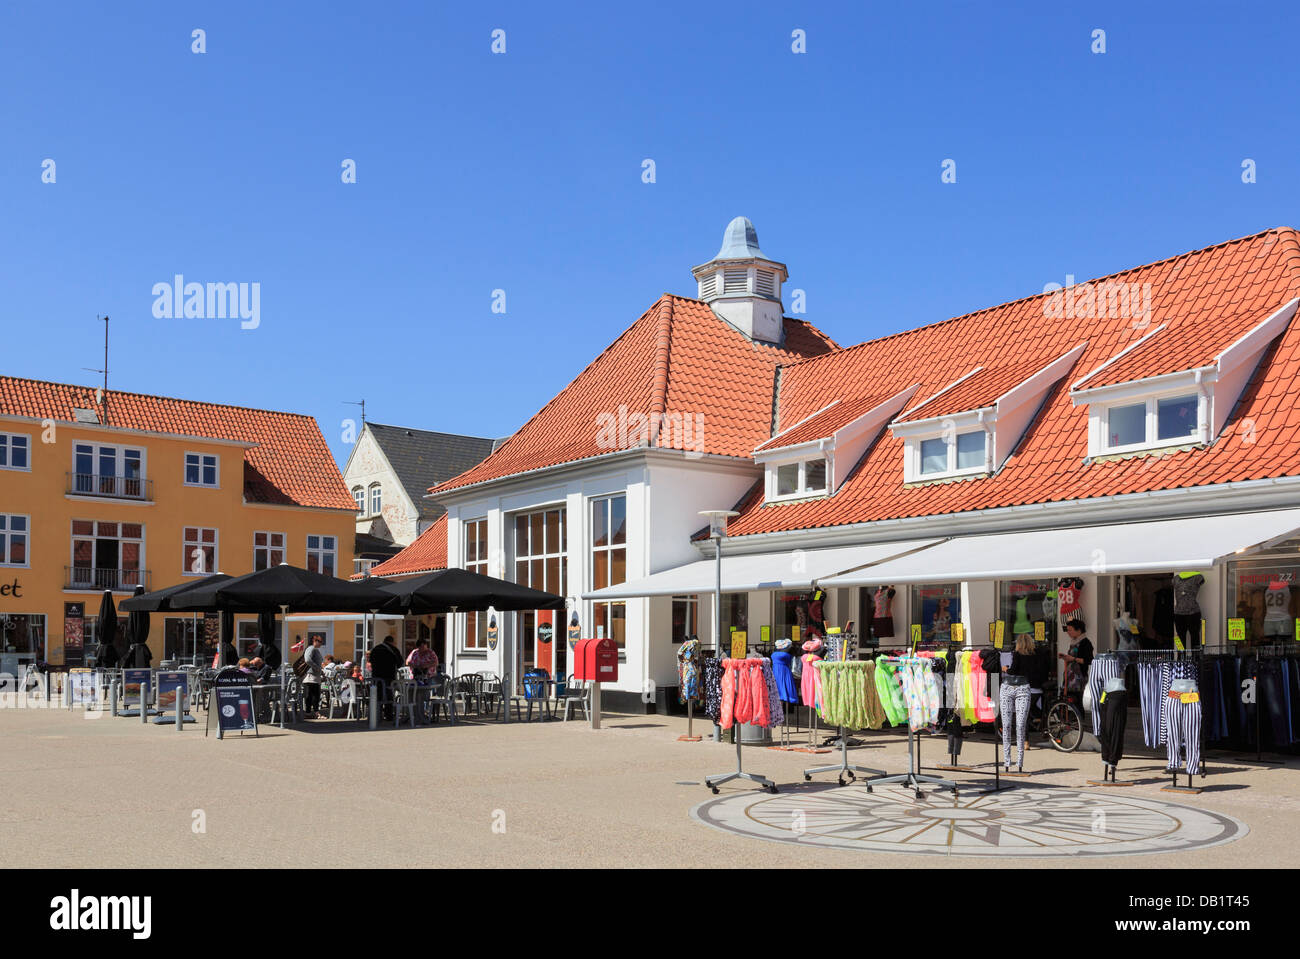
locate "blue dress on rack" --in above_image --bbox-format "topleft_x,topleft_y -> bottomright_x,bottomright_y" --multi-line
770,649 -> 800,704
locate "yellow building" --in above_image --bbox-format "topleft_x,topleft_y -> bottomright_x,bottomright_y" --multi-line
0,376 -> 356,672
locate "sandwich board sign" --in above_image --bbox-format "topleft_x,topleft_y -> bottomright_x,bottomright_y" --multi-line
207,669 -> 258,739
67,668 -> 96,709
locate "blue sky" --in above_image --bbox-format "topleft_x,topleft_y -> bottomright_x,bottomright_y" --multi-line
2,1 -> 1297,466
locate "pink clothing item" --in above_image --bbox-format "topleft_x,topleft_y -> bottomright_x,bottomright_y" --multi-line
969,653 -> 996,722
801,654 -> 822,707
720,659 -> 738,729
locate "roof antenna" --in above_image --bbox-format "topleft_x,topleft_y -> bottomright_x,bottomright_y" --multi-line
345,399 -> 366,424
81,315 -> 110,425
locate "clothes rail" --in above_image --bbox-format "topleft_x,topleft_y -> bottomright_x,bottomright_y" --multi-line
705,657 -> 778,795
863,655 -> 957,799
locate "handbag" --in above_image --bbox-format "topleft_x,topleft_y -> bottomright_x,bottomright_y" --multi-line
291,656 -> 308,678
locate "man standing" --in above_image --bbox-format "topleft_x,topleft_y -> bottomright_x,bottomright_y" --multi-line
302,635 -> 326,718
368,634 -> 403,721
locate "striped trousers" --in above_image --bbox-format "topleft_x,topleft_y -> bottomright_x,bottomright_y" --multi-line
1166,696 -> 1202,774
1088,656 -> 1123,736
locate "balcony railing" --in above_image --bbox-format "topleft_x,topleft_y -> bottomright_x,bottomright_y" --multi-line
66,472 -> 153,500
65,567 -> 151,592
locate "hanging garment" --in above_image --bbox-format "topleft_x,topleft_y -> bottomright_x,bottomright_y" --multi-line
1099,687 -> 1128,766
1137,662 -> 1162,747
969,653 -> 996,722
721,658 -> 773,729
677,639 -> 700,704
1172,573 -> 1205,615
874,658 -> 906,726
1000,681 -> 1031,768
1156,661 -> 1198,745
1165,692 -> 1203,774
1258,659 -> 1292,747
816,661 -> 867,729
1013,597 -> 1032,634
1087,656 -> 1124,737
1057,577 -> 1084,617
770,646 -> 800,704
800,653 -> 823,708
1263,582 -> 1293,637
897,662 -> 927,729
761,660 -> 785,728
861,660 -> 886,729
702,657 -> 723,720
719,659 -> 737,729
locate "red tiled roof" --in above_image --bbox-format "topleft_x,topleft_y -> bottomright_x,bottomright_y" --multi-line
429,295 -> 838,494
0,376 -> 354,510
361,515 -> 447,578
896,358 -> 1056,422
755,391 -> 898,452
724,227 -> 1300,538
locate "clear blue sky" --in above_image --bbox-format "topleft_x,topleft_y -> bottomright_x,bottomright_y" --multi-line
2,1 -> 1296,466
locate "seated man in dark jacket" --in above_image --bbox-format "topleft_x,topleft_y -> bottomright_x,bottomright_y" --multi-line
368,636 -> 403,720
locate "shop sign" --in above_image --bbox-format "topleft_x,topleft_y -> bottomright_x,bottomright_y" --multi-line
950,623 -> 964,645
486,608 -> 499,651
67,668 -> 96,708
122,668 -> 152,706
567,611 -> 581,650
1227,618 -> 1247,642
0,577 -> 22,598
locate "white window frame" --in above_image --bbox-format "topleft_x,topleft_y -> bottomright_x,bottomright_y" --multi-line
765,456 -> 831,503
1099,391 -> 1203,455
184,451 -> 220,488
352,487 -> 365,513
464,518 -> 489,649
183,526 -> 219,576
253,530 -> 286,571
0,432 -> 31,472
71,441 -> 146,497
0,513 -> 30,567
306,534 -> 337,578
912,429 -> 988,480
71,519 -> 146,589
369,483 -> 382,516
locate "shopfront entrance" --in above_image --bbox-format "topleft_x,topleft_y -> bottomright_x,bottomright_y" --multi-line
0,613 -> 46,677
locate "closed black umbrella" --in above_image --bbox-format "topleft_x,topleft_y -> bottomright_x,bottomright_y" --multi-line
219,611 -> 237,666
122,584 -> 153,668
257,610 -> 281,669
376,568 -> 565,615
94,591 -> 119,668
120,573 -> 231,612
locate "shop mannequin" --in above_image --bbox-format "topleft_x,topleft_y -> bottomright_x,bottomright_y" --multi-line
1172,572 -> 1205,648
871,586 -> 896,640
1099,676 -> 1128,769
770,638 -> 799,704
1262,580 -> 1292,638
1166,677 -> 1202,774
1057,578 -> 1084,619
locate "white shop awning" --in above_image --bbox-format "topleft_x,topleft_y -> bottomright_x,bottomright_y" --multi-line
819,508 -> 1300,587
583,538 -> 940,600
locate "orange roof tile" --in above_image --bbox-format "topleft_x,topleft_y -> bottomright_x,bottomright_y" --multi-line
362,515 -> 448,578
0,376 -> 354,510
895,358 -> 1052,422
724,227 -> 1300,539
755,391 -> 899,452
429,295 -> 838,494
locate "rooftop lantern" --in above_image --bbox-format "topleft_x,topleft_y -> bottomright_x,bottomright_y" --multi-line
691,216 -> 789,346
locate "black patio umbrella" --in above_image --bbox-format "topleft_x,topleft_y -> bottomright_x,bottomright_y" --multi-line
376,568 -> 565,615
94,590 -> 119,668
219,611 -> 237,666
120,573 -> 231,612
122,585 -> 153,668
170,563 -> 391,613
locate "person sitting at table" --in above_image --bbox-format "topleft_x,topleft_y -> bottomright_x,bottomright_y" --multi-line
322,654 -> 341,680
368,635 -> 403,720
249,656 -> 272,684
405,638 -> 439,680
237,657 -> 254,675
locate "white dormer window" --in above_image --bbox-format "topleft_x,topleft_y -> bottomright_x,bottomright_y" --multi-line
915,430 -> 988,479
768,457 -> 829,501
1097,391 -> 1203,454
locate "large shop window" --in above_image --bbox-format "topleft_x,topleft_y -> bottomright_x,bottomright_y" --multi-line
998,579 -> 1059,647
1228,556 -> 1300,645
464,518 -> 489,649
0,514 -> 29,567
671,595 -> 698,643
591,496 -> 626,647
912,583 -> 961,643
305,535 -> 336,577
163,617 -> 208,665
773,592 -> 817,643
182,526 -> 218,576
73,520 -> 144,591
0,613 -> 47,667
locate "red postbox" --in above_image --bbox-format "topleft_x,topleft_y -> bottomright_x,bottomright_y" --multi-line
573,638 -> 619,682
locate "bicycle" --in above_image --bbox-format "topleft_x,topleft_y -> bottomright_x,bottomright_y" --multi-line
995,680 -> 1085,752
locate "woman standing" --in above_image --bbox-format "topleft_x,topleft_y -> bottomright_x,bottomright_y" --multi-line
1060,619 -> 1094,696
301,634 -> 326,718
1000,634 -> 1035,772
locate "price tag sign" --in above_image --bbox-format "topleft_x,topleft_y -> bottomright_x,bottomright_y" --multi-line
1034,621 -> 1046,644
730,631 -> 747,660
1173,635 -> 1185,652
994,621 -> 1006,650
1294,619 -> 1300,643
910,623 -> 922,651
1227,618 -> 1247,642
950,623 -> 964,645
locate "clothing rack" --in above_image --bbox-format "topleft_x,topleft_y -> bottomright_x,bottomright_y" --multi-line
1200,643 -> 1297,766
1093,648 -> 1208,790
704,657 -> 778,795
803,725 -> 887,786
863,655 -> 957,799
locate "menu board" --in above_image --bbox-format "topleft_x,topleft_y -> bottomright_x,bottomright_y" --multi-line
213,672 -> 256,735
122,668 -> 152,706
156,671 -> 188,712
67,668 -> 96,707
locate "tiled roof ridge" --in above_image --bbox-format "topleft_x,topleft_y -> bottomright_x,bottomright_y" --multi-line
427,293 -> 677,495
779,226 -> 1300,374
366,421 -> 495,442
0,373 -> 323,427
648,296 -> 674,445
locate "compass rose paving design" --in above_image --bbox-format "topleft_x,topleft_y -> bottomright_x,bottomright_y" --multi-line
691,785 -> 1246,858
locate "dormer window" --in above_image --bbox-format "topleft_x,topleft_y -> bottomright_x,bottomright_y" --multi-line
769,457 -> 828,501
1098,392 -> 1203,454
917,430 -> 988,479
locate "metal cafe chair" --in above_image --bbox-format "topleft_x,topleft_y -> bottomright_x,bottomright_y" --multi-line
561,674 -> 590,722
428,675 -> 458,725
494,673 -> 523,722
